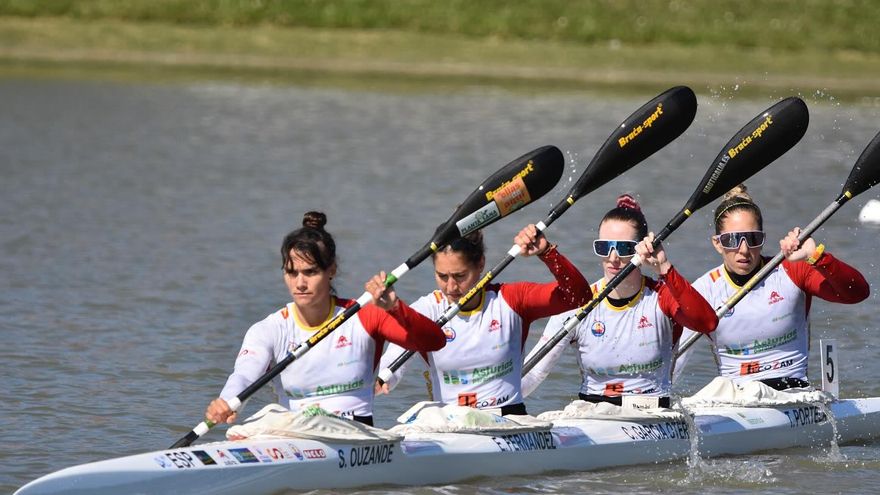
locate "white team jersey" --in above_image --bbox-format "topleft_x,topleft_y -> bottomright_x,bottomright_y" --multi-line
690,264 -> 809,383
525,277 -> 675,397
382,287 -> 525,409
220,298 -> 377,418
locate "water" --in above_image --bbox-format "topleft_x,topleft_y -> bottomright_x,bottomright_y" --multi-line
2,78 -> 879,494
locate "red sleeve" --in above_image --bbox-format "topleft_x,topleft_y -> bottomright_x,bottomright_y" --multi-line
782,252 -> 870,303
358,300 -> 446,352
499,245 -> 591,324
654,266 -> 718,334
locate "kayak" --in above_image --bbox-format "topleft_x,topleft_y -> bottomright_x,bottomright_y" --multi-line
15,397 -> 880,495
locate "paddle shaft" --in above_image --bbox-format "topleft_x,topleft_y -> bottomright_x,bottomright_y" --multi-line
380,198 -> 580,381
521,209 -> 690,375
674,191 -> 851,359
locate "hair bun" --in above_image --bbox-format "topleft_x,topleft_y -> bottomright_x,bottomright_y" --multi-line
616,194 -> 641,212
721,184 -> 752,203
302,211 -> 327,230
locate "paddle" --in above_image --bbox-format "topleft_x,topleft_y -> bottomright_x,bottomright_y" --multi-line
522,96 -> 810,376
377,86 -> 699,384
169,145 -> 565,448
674,127 -> 880,360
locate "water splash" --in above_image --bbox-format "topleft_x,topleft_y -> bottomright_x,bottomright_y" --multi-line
674,399 -> 777,486
672,398 -> 706,477
814,401 -> 846,462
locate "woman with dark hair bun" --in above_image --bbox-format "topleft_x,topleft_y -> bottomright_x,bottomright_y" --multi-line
377,224 -> 591,416
204,211 -> 446,426
522,194 -> 718,408
677,185 -> 869,390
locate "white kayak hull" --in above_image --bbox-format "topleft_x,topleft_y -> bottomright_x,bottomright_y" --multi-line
16,398 -> 880,495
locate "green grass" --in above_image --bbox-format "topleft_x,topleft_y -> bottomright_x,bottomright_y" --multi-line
2,0 -> 879,52
1,1 -> 879,98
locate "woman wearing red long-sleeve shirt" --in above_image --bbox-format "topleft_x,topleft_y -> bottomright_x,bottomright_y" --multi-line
376,224 -> 591,415
677,185 -> 869,390
522,195 -> 718,407
205,211 -> 445,427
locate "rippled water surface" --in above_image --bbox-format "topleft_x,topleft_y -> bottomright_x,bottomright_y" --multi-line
2,78 -> 879,494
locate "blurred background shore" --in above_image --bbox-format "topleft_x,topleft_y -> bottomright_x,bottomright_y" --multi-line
2,0 -> 879,99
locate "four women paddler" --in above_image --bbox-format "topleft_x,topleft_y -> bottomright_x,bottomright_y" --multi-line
208,189 -> 870,428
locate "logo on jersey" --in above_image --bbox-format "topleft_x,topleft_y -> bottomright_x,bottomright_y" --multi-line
723,307 -> 735,318
637,316 -> 653,329
458,392 -> 478,407
591,321 -> 606,337
489,319 -> 501,332
335,335 -> 352,348
768,291 -> 785,305
604,382 -> 624,396
740,358 -> 795,375
443,327 -> 456,342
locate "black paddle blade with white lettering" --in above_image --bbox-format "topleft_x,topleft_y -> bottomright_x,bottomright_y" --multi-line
842,128 -> 880,197
568,86 -> 697,202
405,145 -> 565,268
688,96 -> 809,212
656,96 -> 809,238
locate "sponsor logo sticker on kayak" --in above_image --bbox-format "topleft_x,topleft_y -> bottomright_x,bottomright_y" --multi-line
303,448 -> 326,459
153,455 -> 172,469
251,447 -> 274,463
191,450 -> 217,466
228,448 -> 260,464
215,450 -> 239,466
286,443 -> 305,461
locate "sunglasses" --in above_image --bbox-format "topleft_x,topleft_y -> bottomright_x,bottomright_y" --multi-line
593,239 -> 638,257
713,230 -> 766,249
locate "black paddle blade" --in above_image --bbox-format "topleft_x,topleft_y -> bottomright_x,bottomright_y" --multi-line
435,145 -> 565,243
686,97 -> 809,212
570,86 -> 698,200
842,129 -> 880,197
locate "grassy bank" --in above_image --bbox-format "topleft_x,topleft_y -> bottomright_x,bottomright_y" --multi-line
1,1 -> 879,98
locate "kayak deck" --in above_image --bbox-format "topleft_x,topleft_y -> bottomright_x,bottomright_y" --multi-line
16,398 -> 880,495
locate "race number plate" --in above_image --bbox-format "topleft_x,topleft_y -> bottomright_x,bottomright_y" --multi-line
820,339 -> 838,398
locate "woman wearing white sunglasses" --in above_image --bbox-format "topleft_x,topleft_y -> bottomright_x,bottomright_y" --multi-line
522,195 -> 718,407
680,185 -> 869,390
